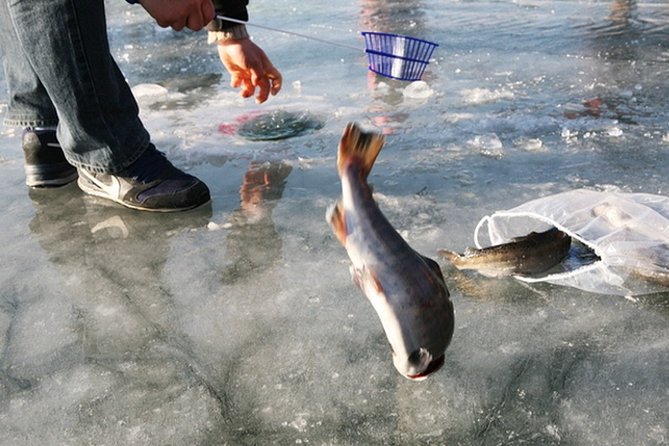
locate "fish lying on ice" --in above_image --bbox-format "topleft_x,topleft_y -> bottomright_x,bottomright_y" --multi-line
327,123 -> 454,381
439,227 -> 571,277
628,263 -> 669,287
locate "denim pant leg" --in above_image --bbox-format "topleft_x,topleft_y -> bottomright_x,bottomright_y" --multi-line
0,2 -> 58,128
0,0 -> 150,173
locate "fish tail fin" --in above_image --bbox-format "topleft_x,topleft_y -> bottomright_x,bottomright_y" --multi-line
337,122 -> 385,179
326,200 -> 347,245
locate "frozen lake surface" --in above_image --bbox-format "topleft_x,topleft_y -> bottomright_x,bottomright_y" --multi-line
1,0 -> 669,444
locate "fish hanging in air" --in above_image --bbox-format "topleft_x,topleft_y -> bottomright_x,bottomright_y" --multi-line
327,123 -> 454,381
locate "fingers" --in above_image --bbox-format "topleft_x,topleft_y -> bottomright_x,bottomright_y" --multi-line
177,0 -> 214,31
143,0 -> 215,31
162,13 -> 202,31
248,67 -> 269,104
267,67 -> 282,96
256,69 -> 282,104
229,72 -> 243,89
249,64 -> 282,104
230,74 -> 254,98
185,15 -> 203,31
255,76 -> 271,104
202,1 -> 215,24
218,40 -> 282,103
230,68 -> 280,103
241,80 -> 255,98
184,6 -> 208,31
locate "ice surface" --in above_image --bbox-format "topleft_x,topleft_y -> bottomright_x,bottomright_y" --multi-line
1,0 -> 669,444
461,87 -> 515,105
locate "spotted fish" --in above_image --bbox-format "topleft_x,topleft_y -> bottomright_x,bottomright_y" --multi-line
439,227 -> 571,277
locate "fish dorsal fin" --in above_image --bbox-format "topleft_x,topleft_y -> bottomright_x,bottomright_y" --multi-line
511,227 -> 559,243
421,254 -> 447,282
463,247 -> 477,256
337,122 -> 385,179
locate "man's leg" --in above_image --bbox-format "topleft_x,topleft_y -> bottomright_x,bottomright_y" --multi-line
0,0 -> 77,187
1,0 -> 210,211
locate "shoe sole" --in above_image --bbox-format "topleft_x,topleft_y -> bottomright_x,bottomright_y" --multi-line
25,164 -> 78,188
77,172 -> 210,213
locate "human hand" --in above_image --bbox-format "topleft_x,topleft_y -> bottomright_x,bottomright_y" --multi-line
217,38 -> 282,104
139,0 -> 215,31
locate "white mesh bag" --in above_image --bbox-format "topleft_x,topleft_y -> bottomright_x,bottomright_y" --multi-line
473,188 -> 669,296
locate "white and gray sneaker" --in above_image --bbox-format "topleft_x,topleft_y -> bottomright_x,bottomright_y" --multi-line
77,144 -> 210,212
22,128 -> 78,187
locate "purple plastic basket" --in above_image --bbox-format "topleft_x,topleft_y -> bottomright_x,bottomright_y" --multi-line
361,31 -> 438,81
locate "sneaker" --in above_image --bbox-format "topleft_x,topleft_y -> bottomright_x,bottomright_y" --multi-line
76,144 -> 211,212
22,129 -> 78,187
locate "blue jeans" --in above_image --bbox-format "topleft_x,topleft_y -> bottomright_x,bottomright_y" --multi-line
0,0 -> 150,173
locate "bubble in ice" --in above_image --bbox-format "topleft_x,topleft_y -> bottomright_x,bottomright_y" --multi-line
607,127 -> 623,137
514,137 -> 545,152
375,81 -> 391,94
131,83 -> 168,99
561,127 -> 578,141
468,133 -> 504,158
236,110 -> 324,141
402,81 -> 434,99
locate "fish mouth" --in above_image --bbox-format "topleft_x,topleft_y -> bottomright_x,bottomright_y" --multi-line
406,354 -> 445,381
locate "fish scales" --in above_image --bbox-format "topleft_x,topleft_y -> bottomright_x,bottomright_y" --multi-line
327,123 -> 454,381
439,227 -> 572,277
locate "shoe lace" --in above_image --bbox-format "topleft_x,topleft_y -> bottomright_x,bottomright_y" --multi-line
124,147 -> 172,183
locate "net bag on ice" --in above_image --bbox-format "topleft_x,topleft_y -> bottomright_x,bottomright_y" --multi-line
473,188 -> 669,296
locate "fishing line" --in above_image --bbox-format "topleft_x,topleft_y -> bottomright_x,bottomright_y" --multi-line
215,15 -> 439,81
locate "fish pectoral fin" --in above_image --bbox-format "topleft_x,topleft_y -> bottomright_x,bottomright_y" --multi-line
350,265 -> 384,295
349,266 -> 363,290
326,200 -> 347,245
367,268 -> 384,294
